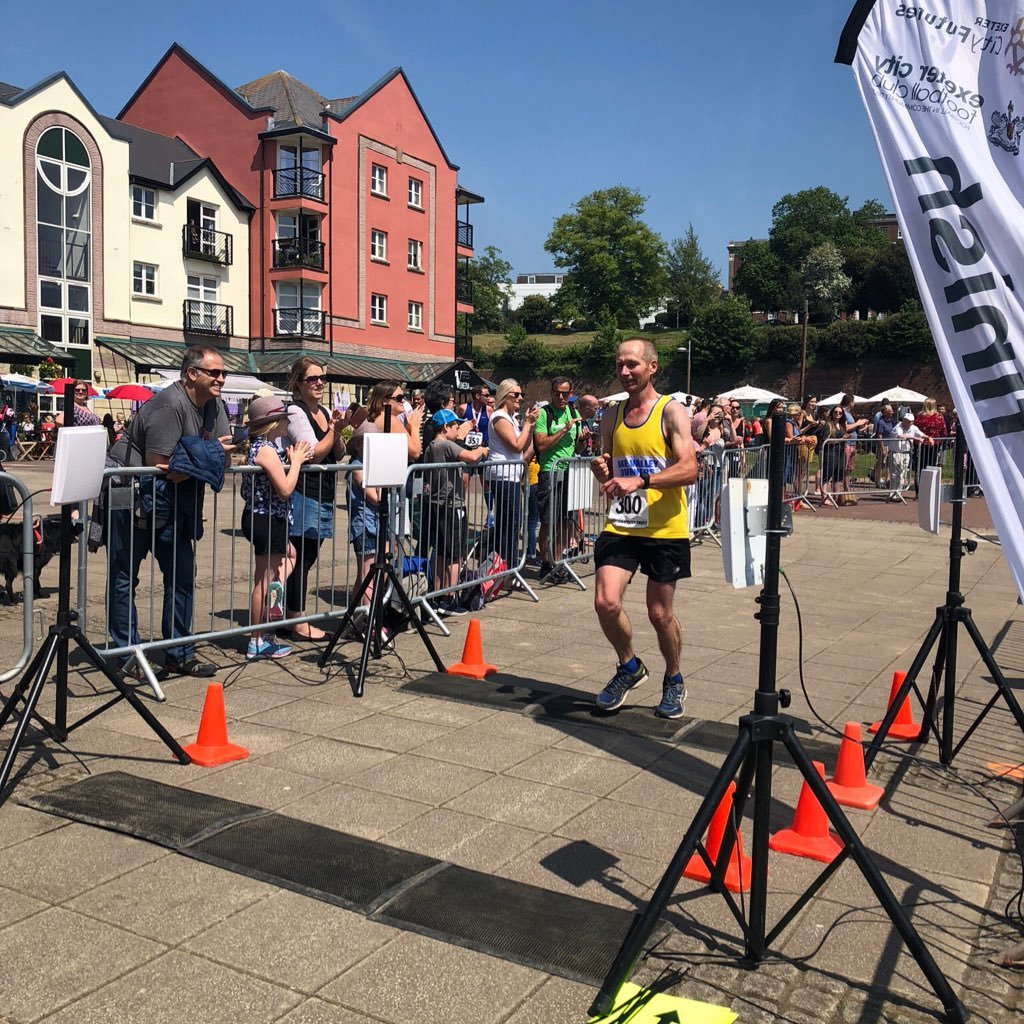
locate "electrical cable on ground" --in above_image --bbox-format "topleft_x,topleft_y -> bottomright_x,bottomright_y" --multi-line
779,565 -> 1024,928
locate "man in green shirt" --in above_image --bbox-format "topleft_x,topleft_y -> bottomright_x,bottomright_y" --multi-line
534,375 -> 583,579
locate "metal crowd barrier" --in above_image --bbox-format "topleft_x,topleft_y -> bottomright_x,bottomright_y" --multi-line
0,473 -> 36,685
814,435 -> 959,506
544,456 -> 606,590
402,458 -> 536,633
81,462 -> 361,696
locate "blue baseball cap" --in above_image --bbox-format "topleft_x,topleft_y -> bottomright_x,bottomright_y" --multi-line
431,408 -> 465,428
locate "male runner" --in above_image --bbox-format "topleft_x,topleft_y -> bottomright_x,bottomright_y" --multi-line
591,339 -> 697,718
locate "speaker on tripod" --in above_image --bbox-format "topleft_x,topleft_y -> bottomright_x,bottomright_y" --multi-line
0,383 -> 189,798
589,413 -> 965,1024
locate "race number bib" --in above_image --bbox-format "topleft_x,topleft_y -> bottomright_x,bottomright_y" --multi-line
608,489 -> 649,528
464,431 -> 483,449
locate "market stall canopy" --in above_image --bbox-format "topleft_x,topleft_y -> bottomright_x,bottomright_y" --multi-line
431,360 -> 497,392
153,369 -> 286,399
718,385 -> 787,403
599,391 -> 628,404
818,392 -> 867,406
865,386 -> 928,404
0,373 -> 53,393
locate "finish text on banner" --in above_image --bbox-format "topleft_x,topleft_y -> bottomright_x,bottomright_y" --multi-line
838,1 -> 1024,598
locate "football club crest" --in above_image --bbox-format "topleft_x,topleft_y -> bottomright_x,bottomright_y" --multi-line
988,100 -> 1024,154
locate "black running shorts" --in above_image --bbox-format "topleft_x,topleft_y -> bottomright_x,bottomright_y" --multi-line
594,532 -> 691,583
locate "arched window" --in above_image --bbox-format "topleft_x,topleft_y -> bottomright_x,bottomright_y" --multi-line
36,126 -> 91,348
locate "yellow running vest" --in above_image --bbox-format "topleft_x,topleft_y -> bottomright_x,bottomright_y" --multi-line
604,394 -> 688,539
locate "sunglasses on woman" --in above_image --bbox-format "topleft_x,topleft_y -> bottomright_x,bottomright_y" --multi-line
303,375 -> 326,384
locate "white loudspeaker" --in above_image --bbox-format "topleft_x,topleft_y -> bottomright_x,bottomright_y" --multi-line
721,477 -> 769,588
917,466 -> 942,535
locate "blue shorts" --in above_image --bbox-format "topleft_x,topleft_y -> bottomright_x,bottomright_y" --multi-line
290,493 -> 335,540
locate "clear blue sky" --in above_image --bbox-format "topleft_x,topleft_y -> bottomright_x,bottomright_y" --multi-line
1,0 -> 887,284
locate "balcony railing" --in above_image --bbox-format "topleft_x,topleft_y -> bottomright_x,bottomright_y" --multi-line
272,237 -> 325,270
183,299 -> 233,337
273,166 -> 325,202
456,272 -> 473,305
274,307 -> 325,338
456,221 -> 474,249
182,225 -> 233,265
455,328 -> 473,359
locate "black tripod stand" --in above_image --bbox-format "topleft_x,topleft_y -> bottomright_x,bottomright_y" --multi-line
0,423 -> 189,798
319,407 -> 444,696
865,424 -> 1024,768
589,415 -> 965,1023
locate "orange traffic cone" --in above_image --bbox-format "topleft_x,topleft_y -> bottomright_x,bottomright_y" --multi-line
447,619 -> 497,679
769,761 -> 843,863
827,722 -> 884,810
182,682 -> 249,767
683,781 -> 752,893
868,670 -> 921,740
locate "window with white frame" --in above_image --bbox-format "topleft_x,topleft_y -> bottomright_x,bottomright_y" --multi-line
408,176 -> 422,209
132,185 -> 156,220
408,300 -> 423,331
133,262 -> 157,296
274,281 -> 322,336
407,238 -> 422,271
37,126 -> 92,349
370,293 -> 387,324
186,273 -> 219,330
371,163 -> 387,196
370,228 -> 387,262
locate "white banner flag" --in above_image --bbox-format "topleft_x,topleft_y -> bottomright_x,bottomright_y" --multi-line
838,2 -> 1024,597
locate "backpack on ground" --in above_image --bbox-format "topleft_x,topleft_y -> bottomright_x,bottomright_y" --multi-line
480,550 -> 508,602
457,567 -> 486,611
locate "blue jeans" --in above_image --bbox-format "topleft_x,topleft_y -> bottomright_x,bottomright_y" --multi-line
526,483 -> 540,558
106,506 -> 198,662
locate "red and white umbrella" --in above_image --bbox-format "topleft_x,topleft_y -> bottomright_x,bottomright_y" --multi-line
105,384 -> 155,403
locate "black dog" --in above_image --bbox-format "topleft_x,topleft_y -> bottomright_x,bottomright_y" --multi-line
0,514 -> 62,603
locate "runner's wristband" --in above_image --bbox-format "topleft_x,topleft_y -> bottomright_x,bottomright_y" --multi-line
639,472 -> 650,489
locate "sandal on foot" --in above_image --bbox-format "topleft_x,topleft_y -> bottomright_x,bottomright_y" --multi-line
158,657 -> 217,681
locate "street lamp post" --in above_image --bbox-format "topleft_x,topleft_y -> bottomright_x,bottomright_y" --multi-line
677,345 -> 691,393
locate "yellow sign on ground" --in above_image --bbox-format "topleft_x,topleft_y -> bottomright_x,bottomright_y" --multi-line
588,981 -> 737,1024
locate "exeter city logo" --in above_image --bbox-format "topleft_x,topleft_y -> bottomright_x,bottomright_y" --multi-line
871,54 -> 984,126
988,100 -> 1024,154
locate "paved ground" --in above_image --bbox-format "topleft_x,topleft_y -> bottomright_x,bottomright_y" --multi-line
0,466 -> 1021,1023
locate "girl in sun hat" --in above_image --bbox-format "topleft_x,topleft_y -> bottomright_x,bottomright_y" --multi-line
241,396 -> 313,660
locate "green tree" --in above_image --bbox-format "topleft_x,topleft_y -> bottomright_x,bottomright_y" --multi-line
516,293 -> 554,334
544,186 -> 666,324
497,322 -> 549,376
846,243 -> 918,315
769,186 -> 865,269
664,224 -> 721,328
731,239 -> 784,312
689,294 -> 757,376
801,242 -> 851,320
581,308 -> 624,376
466,245 -> 513,333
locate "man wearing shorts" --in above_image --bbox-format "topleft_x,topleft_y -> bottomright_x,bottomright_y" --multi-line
591,339 -> 697,718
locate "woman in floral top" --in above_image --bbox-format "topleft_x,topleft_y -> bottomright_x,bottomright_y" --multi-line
912,397 -> 947,494
241,396 -> 312,660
